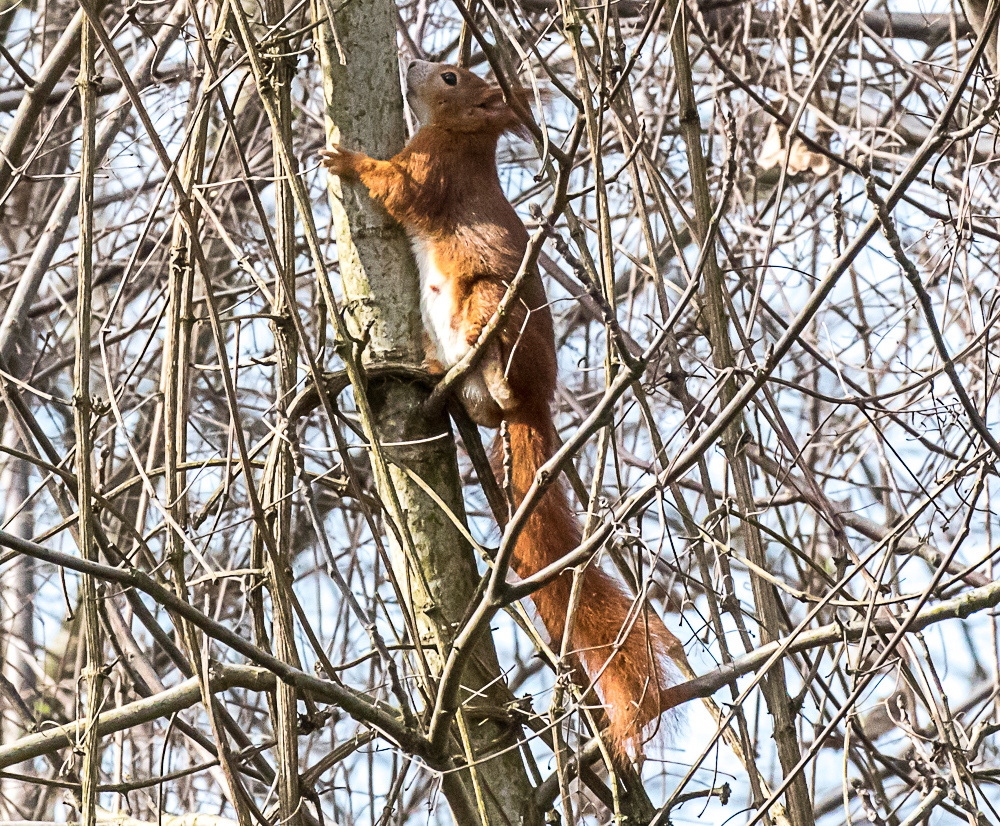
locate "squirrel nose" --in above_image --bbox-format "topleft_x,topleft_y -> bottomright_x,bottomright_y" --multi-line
406,60 -> 434,84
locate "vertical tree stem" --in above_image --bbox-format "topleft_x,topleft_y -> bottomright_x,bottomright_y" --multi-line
76,17 -> 103,826
668,4 -> 814,825
264,0 -> 302,820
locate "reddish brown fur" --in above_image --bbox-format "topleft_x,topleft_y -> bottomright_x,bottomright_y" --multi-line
322,61 -> 683,758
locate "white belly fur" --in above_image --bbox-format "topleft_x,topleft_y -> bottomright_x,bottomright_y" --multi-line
412,237 -> 469,366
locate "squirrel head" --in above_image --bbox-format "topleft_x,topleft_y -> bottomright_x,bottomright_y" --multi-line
405,60 -> 529,137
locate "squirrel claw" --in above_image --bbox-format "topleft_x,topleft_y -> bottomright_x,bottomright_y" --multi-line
319,144 -> 358,177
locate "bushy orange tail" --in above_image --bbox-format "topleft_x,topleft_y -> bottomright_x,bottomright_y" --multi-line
495,404 -> 683,758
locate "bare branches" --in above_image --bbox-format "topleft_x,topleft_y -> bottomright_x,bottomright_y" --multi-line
866,175 -> 1000,461
3,0 -> 1000,821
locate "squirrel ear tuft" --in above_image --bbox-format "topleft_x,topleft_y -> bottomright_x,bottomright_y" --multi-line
479,88 -> 509,110
479,87 -> 534,138
504,87 -> 536,140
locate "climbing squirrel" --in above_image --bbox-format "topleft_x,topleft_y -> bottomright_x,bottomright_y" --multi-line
321,60 -> 686,758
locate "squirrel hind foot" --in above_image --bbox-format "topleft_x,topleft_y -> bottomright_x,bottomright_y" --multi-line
481,355 -> 517,412
458,372 -> 505,428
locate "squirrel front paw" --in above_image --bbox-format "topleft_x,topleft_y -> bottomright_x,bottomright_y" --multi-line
319,144 -> 360,178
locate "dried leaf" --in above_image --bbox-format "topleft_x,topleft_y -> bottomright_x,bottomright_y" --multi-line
757,121 -> 830,176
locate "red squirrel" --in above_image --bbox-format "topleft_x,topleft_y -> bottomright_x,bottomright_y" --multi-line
321,60 -> 683,758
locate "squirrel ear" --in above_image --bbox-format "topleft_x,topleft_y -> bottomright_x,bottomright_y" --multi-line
478,87 -> 533,137
478,88 -> 509,111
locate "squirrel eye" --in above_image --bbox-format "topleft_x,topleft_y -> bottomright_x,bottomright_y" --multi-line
441,71 -> 458,86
